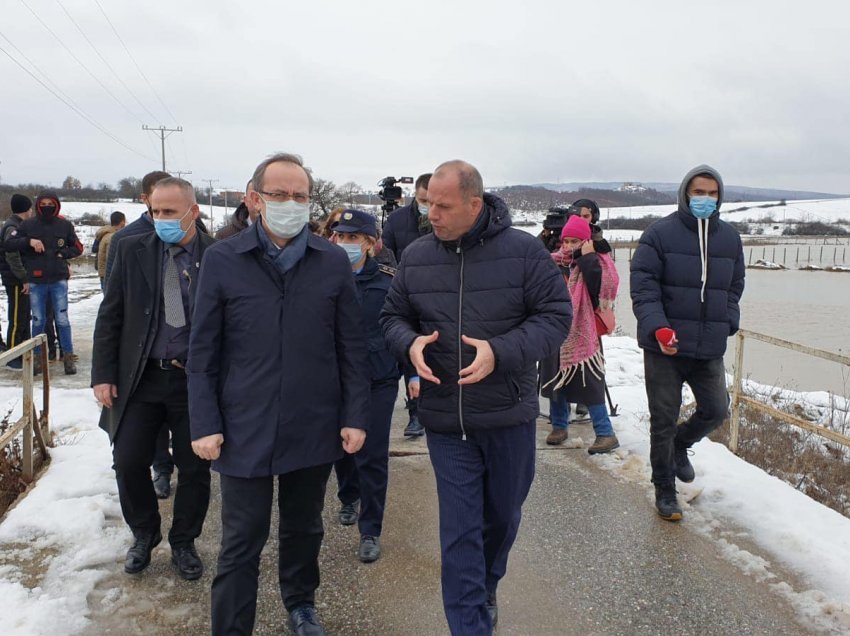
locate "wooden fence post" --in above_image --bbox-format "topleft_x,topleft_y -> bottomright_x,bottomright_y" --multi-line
729,332 -> 745,454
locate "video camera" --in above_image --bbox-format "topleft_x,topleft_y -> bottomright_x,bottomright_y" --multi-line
540,206 -> 571,252
377,176 -> 414,226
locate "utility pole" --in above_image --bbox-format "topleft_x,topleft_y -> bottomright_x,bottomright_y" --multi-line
142,125 -> 183,171
174,170 -> 193,180
203,178 -> 218,231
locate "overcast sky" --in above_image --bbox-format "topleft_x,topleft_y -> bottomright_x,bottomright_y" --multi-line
1,0 -> 849,194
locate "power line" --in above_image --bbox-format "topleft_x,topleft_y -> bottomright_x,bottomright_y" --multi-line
19,0 -> 145,124
56,0 -> 160,123
0,29 -> 86,115
92,0 -> 179,124
0,41 -> 156,162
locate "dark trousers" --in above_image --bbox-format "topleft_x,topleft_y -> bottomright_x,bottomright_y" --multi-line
152,425 -> 174,476
644,351 -> 729,485
404,376 -> 419,419
4,283 -> 31,357
212,463 -> 333,636
112,363 -> 211,546
334,380 -> 398,536
426,422 -> 536,636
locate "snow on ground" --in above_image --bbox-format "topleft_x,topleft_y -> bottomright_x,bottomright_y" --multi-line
1,280 -> 850,633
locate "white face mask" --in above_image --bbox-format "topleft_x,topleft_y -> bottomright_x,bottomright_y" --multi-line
263,200 -> 309,238
418,203 -> 429,216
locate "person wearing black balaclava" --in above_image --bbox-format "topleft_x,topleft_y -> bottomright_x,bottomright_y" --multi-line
18,192 -> 83,375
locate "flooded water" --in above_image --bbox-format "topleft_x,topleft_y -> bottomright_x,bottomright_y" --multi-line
612,251 -> 850,395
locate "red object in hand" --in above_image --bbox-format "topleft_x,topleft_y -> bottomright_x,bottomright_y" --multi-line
656,327 -> 677,347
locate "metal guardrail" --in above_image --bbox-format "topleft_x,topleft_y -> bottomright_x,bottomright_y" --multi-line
729,329 -> 850,452
0,335 -> 51,481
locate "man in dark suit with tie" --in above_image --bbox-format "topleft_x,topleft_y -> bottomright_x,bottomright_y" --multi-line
92,177 -> 214,580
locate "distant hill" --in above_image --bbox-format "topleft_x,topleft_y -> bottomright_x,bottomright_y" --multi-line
532,182 -> 844,202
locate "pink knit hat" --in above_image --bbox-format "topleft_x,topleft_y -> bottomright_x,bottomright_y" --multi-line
561,215 -> 591,241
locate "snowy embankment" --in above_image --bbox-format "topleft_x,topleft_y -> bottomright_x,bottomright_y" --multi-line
0,286 -> 849,633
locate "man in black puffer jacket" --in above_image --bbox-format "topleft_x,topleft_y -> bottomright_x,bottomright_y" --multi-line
381,160 -> 571,635
631,164 -> 745,522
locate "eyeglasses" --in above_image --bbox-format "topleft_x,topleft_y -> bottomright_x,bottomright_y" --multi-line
258,190 -> 310,204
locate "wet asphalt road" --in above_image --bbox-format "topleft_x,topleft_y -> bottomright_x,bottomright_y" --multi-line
79,393 -> 814,636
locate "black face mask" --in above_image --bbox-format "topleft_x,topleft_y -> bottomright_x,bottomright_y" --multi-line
40,205 -> 57,217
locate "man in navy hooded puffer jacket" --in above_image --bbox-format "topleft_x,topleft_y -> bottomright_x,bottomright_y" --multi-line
381,160 -> 571,635
631,164 -> 745,521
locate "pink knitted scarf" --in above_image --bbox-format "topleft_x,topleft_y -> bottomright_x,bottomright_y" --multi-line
543,252 -> 619,391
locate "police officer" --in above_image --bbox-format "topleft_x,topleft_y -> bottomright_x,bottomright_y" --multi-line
331,209 -> 402,563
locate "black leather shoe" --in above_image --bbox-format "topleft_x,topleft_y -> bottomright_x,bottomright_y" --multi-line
171,543 -> 203,580
153,472 -> 171,499
339,501 -> 359,526
288,604 -> 326,636
486,592 -> 498,628
358,535 -> 381,563
674,445 -> 696,483
403,416 -> 425,438
124,530 -> 162,574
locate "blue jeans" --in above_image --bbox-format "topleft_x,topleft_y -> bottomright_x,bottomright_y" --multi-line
550,392 -> 614,437
30,281 -> 73,355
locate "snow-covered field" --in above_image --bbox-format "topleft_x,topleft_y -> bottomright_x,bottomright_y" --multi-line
1,279 -> 849,634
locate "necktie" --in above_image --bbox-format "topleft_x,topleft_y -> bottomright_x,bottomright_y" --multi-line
163,246 -> 186,328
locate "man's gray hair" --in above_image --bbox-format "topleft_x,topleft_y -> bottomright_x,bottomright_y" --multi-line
251,152 -> 314,194
434,160 -> 484,200
151,177 -> 197,204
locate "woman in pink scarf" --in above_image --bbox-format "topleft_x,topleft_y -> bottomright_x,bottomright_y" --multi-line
541,214 -> 620,454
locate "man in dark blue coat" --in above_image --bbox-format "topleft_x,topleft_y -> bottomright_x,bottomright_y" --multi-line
188,153 -> 370,636
381,160 -> 571,635
381,172 -> 432,437
630,164 -> 745,521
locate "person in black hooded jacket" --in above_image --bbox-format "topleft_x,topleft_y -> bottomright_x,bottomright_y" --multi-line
381,160 -> 571,635
631,164 -> 745,522
18,192 -> 82,374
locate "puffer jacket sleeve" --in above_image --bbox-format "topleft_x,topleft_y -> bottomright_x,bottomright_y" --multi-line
187,248 -> 226,440
487,238 -> 572,372
727,235 -> 745,334
630,228 -> 670,338
379,256 -> 422,366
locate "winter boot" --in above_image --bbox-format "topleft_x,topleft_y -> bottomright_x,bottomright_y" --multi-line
546,428 -> 569,445
588,435 -> 620,454
63,354 -> 77,375
674,445 -> 695,483
654,483 -> 683,521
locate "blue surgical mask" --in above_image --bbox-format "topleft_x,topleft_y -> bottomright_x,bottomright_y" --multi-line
340,242 -> 364,265
418,203 -> 429,216
689,196 -> 717,219
154,208 -> 192,244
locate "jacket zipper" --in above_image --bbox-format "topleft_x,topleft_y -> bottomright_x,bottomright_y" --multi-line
457,245 -> 467,441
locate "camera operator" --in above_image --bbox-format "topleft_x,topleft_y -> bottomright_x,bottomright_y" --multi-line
380,172 -> 431,438
381,173 -> 431,264
538,206 -> 570,252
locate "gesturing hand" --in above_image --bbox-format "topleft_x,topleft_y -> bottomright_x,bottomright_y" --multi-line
341,427 -> 366,454
458,335 -> 495,385
29,238 -> 45,253
409,331 -> 440,384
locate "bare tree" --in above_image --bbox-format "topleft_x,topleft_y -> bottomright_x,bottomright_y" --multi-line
339,181 -> 362,207
62,175 -> 82,190
311,178 -> 345,219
